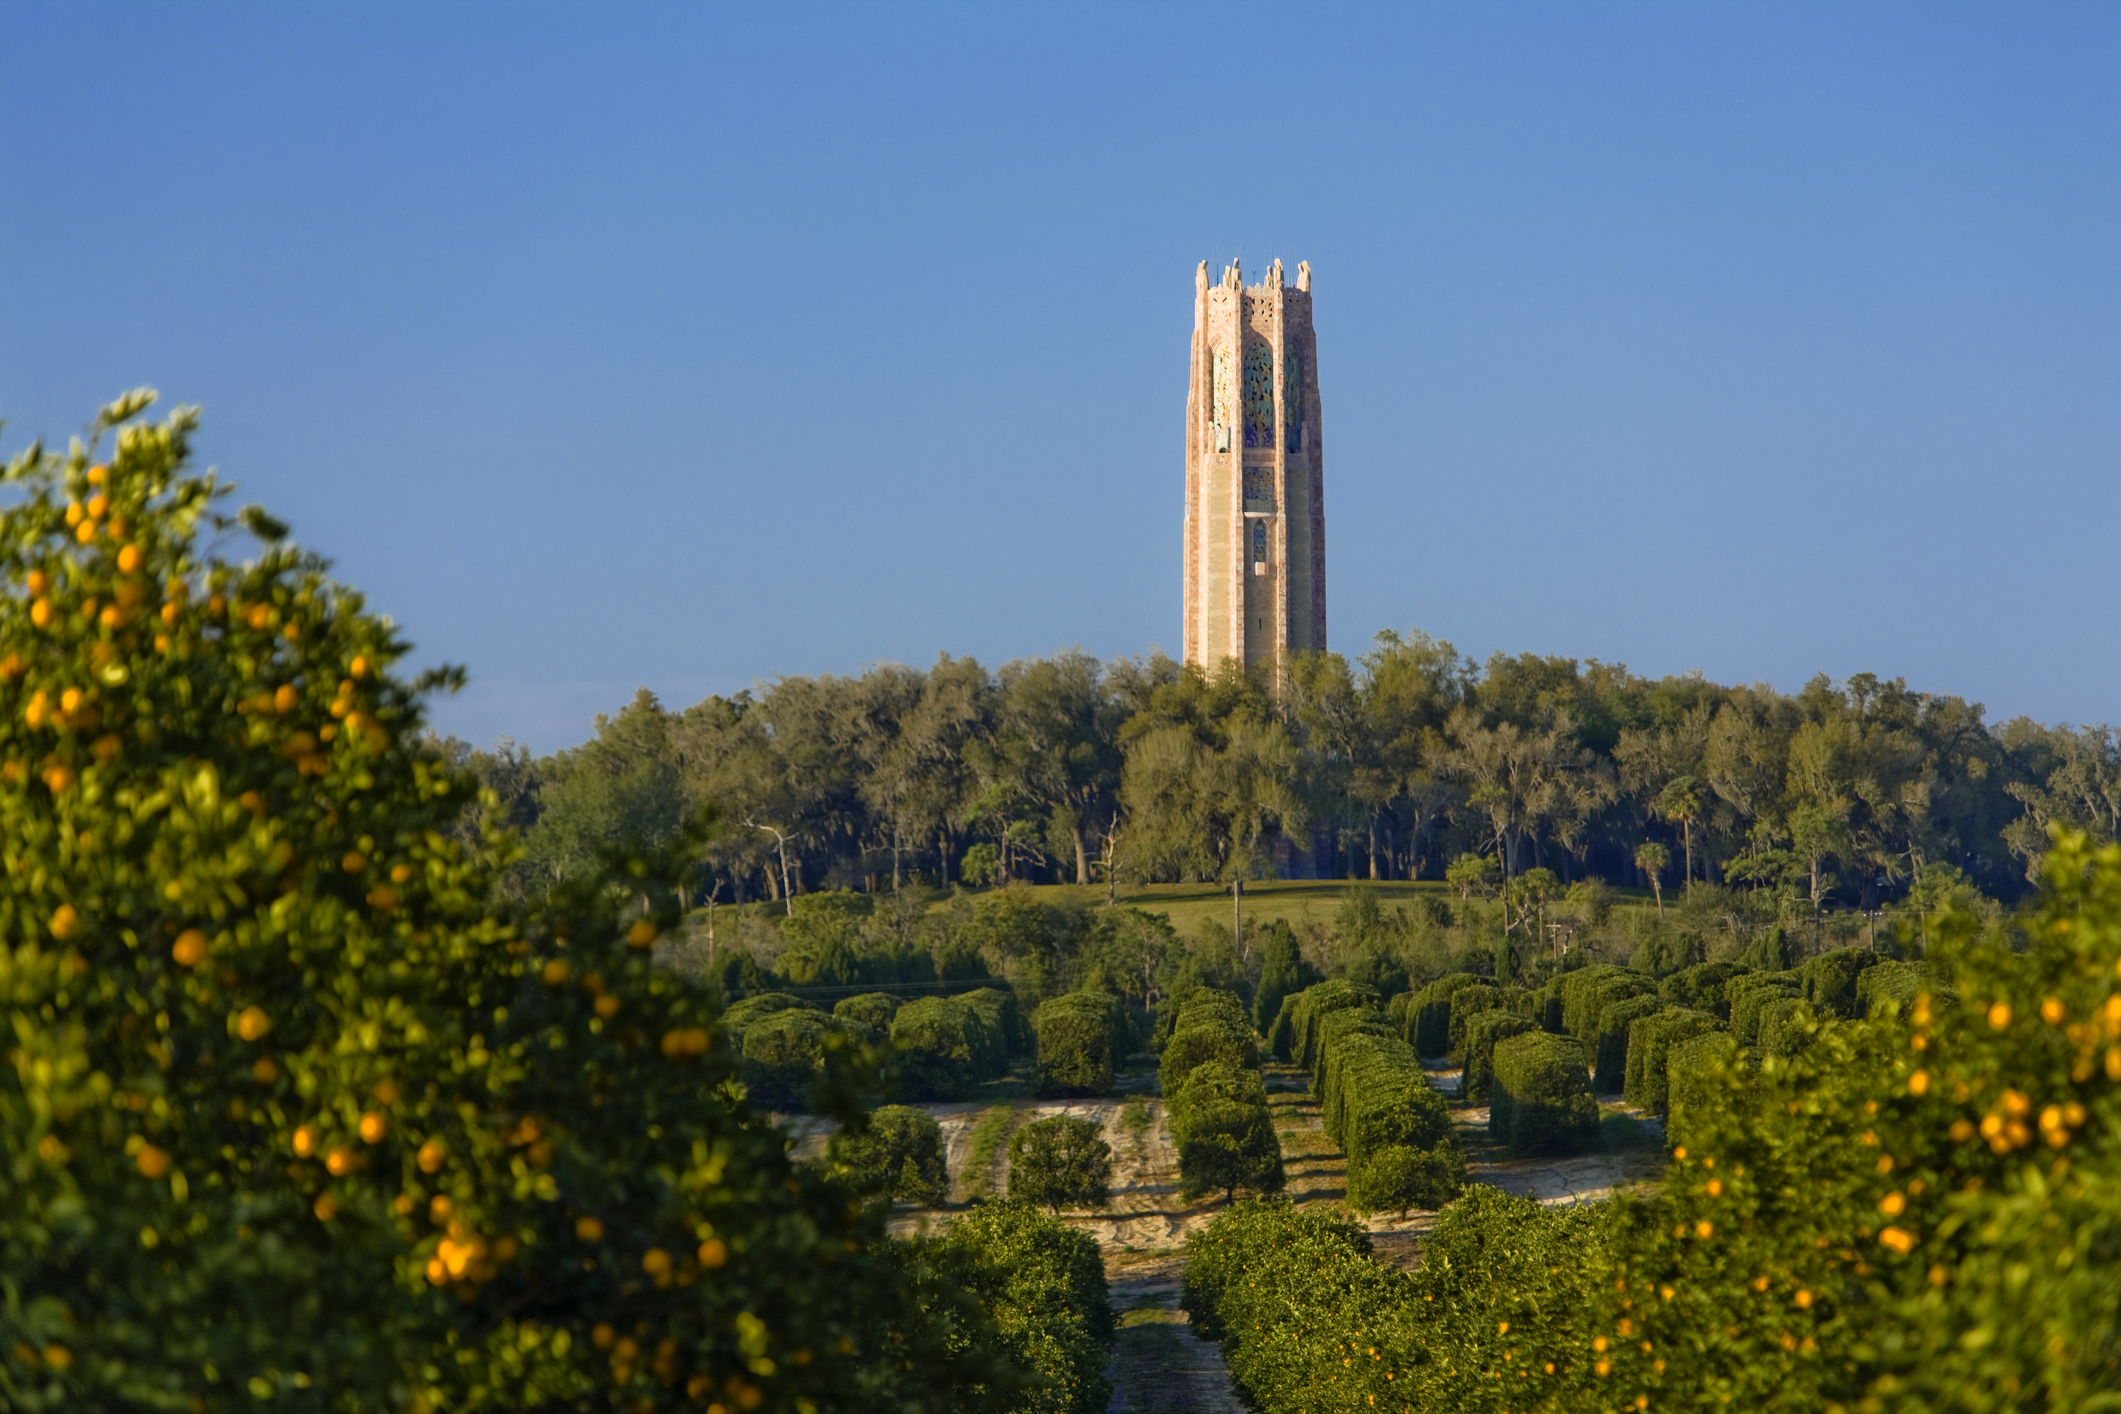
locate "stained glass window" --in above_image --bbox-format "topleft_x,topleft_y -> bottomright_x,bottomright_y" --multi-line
1252,520 -> 1267,565
1243,466 -> 1274,510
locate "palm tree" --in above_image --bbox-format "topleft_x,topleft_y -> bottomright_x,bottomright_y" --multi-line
1635,841 -> 1670,919
1654,775 -> 1706,893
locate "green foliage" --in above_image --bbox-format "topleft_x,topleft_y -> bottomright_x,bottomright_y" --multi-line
1555,962 -> 1629,1040
1168,1061 -> 1283,1201
1157,1019 -> 1258,1098
1281,978 -> 1381,1071
1803,944 -> 1883,1018
1408,970 -> 1481,1057
1459,1009 -> 1537,1106
831,990 -> 901,1046
1032,991 -> 1125,1097
1591,992 -> 1668,1094
924,1202 -> 1115,1414
956,985 -> 1030,1057
1661,1029 -> 1741,1152
1727,970 -> 1803,1044
0,398 -> 1021,1412
1489,1031 -> 1600,1155
1250,918 -> 1306,1033
1445,982 -> 1504,1058
831,1104 -> 948,1206
1855,959 -> 1950,1020
1006,1115 -> 1112,1214
1742,920 -> 1794,971
1658,959 -> 1750,1017
1181,1189 -> 1606,1413
738,1006 -> 846,1111
1755,993 -> 1814,1057
1445,851 -> 1499,898
1623,1008 -> 1722,1115
1317,1028 -> 1463,1212
1306,1003 -> 1396,1091
892,994 -> 1001,1101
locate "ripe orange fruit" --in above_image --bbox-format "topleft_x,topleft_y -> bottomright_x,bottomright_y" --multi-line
593,994 -> 621,1020
429,1194 -> 453,1223
641,1247 -> 672,1280
117,544 -> 142,572
29,599 -> 52,628
252,1057 -> 278,1083
359,1112 -> 388,1144
697,1237 -> 728,1268
75,521 -> 95,545
236,1006 -> 271,1041
25,570 -> 48,595
417,1137 -> 446,1173
313,1193 -> 339,1221
325,1146 -> 357,1176
136,1144 -> 171,1179
273,683 -> 297,714
542,959 -> 571,986
350,655 -> 369,677
172,929 -> 209,967
342,851 -> 367,874
293,1125 -> 317,1157
49,905 -> 80,939
626,920 -> 658,948
575,1215 -> 604,1242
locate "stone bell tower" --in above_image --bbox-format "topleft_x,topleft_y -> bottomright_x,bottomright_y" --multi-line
1182,258 -> 1326,679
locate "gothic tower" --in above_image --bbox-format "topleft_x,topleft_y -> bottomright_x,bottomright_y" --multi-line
1182,257 -> 1326,679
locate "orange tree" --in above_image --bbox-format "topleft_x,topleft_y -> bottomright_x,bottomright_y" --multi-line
1570,826 -> 2121,1411
0,395 -> 1016,1411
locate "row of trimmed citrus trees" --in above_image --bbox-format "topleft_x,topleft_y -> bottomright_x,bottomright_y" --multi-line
0,398 -> 1112,1413
1188,833 -> 2121,1411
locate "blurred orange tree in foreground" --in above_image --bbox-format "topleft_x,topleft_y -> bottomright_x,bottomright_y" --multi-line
0,395 -> 1021,1411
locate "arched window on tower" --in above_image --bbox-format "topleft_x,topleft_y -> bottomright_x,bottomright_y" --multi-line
1251,520 -> 1267,573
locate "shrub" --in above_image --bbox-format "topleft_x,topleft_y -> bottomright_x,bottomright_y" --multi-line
1564,968 -> 1655,1043
1802,945 -> 1882,1018
833,990 -> 902,1046
1489,1032 -> 1600,1156
1306,1003 -> 1394,1089
1755,994 -> 1814,1057
1408,972 -> 1481,1057
1182,1191 -> 1607,1413
893,994 -> 995,1101
1459,1009 -> 1537,1105
1265,990 -> 1302,1060
832,1104 -> 948,1205
957,985 -> 1030,1060
1445,983 -> 1505,1058
1158,1019 -> 1258,1098
1662,1030 -> 1741,1152
1622,1008 -> 1720,1115
1727,972 -> 1802,1044
1007,1115 -> 1112,1213
1855,960 -> 1950,1020
1591,993 -> 1668,1094
720,989 -> 818,1039
739,1007 -> 845,1111
1168,1061 -> 1283,1201
1658,960 -> 1750,1017
927,1201 -> 1115,1414
1034,992 -> 1125,1097
1175,984 -> 1251,1033
1555,963 -> 1629,1039
1318,1031 -> 1463,1208
1252,920 -> 1306,1034
1346,1143 -> 1464,1217
0,396 -> 1012,1411
1284,979 -> 1382,1071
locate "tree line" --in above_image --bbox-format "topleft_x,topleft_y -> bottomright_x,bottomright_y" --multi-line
436,632 -> 2117,914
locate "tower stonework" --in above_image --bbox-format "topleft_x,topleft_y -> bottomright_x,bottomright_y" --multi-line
1182,258 -> 1326,679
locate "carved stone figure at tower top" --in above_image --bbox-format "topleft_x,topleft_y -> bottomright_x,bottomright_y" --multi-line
1182,259 -> 1326,677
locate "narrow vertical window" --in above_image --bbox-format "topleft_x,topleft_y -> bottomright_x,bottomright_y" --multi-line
1252,520 -> 1267,566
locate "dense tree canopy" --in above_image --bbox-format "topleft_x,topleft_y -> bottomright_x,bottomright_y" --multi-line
442,632 -> 2110,919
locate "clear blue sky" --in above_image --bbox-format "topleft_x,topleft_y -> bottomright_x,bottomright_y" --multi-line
5,2 -> 2116,752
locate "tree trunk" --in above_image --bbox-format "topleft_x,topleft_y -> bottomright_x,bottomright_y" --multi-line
1074,820 -> 1089,886
1368,812 -> 1380,880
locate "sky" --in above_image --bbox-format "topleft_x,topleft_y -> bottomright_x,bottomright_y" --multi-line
3,2 -> 2116,753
